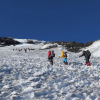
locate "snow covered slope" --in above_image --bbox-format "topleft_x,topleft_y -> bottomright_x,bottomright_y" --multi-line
82,40 -> 100,57
0,40 -> 100,100
40,43 -> 58,50
14,38 -> 46,44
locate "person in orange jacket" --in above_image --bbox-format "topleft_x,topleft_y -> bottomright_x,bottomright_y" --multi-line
59,51 -> 68,65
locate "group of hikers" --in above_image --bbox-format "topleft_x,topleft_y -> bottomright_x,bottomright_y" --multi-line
13,48 -> 34,53
13,48 -> 91,66
48,50 -> 91,66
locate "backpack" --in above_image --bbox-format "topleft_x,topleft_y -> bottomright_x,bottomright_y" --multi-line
51,51 -> 55,57
64,52 -> 67,57
48,51 -> 51,57
86,50 -> 91,57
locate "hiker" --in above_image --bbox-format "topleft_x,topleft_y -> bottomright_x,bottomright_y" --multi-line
59,51 -> 68,65
48,50 -> 55,65
79,50 -> 91,66
24,48 -> 27,53
28,48 -> 30,51
19,49 -> 21,52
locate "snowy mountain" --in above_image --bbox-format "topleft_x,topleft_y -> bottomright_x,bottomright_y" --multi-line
14,38 -> 94,52
14,38 -> 46,44
0,37 -> 94,52
0,39 -> 100,100
0,37 -> 46,47
82,40 -> 100,57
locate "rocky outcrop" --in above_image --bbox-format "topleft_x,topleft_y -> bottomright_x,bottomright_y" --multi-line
53,41 -> 94,53
0,37 -> 20,46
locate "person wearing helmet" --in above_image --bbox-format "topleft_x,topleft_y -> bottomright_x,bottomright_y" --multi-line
59,51 -> 68,65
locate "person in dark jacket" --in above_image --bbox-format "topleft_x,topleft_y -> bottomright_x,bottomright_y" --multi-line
79,50 -> 91,66
48,50 -> 55,65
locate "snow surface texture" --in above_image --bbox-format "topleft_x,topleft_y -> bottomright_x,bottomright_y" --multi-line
14,39 -> 46,44
0,41 -> 100,100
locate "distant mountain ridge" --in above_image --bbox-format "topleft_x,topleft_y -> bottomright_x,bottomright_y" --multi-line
14,38 -> 46,44
53,41 -> 94,52
0,37 -> 20,46
0,37 -> 46,46
0,37 -> 94,52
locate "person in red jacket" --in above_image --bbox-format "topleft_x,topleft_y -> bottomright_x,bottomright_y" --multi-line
48,50 -> 55,65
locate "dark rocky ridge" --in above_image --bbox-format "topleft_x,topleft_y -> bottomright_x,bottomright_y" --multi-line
53,41 -> 94,53
0,37 -> 20,46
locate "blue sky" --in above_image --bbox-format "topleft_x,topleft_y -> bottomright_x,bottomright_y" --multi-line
0,0 -> 100,43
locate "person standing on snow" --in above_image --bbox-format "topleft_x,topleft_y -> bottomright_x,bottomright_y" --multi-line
79,50 -> 91,66
59,51 -> 68,65
48,50 -> 55,65
24,48 -> 27,53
